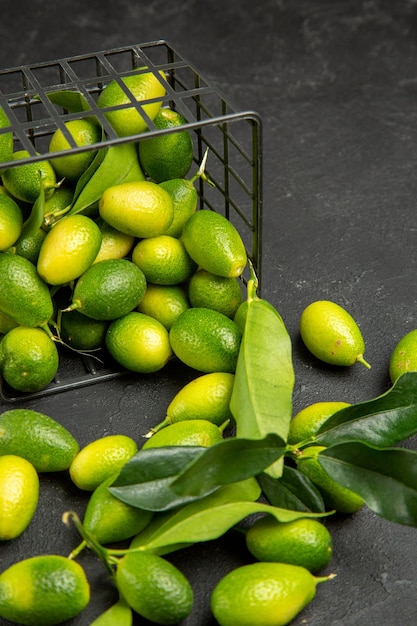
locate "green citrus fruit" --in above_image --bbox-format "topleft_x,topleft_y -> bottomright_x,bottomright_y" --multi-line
96,68 -> 167,137
82,475 -> 153,545
288,401 -> 351,445
93,217 -> 135,264
0,252 -> 53,327
0,106 -> 13,164
0,554 -> 90,625
0,454 -> 39,540
37,214 -> 102,285
136,283 -> 190,330
0,310 -> 17,335
115,551 -> 194,624
188,269 -> 243,318
49,118 -> 101,181
296,445 -> 365,514
246,516 -> 333,573
138,107 -> 194,182
169,307 -> 242,373
106,312 -> 172,374
143,418 -> 224,449
182,210 -> 247,278
68,258 -> 147,320
159,177 -> 198,237
132,234 -> 197,285
389,328 -> 417,383
0,326 -> 59,393
0,408 -> 79,472
299,300 -> 370,368
99,180 -> 174,238
13,227 -> 47,264
211,561 -> 331,626
2,150 -> 57,203
43,183 -> 74,219
60,309 -> 109,350
0,194 -> 23,250
69,434 -> 138,491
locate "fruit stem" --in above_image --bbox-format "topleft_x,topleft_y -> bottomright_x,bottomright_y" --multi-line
315,572 -> 337,584
62,510 -> 115,576
143,417 -> 171,438
357,354 -> 371,369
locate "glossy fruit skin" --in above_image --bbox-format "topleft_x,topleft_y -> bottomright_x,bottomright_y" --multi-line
0,194 -> 23,250
288,401 -> 351,445
2,150 -> 57,203
188,269 -> 243,319
210,561 -> 317,626
0,455 -> 39,540
49,118 -> 101,181
0,409 -> 79,472
169,307 -> 242,374
93,217 -> 135,264
389,328 -> 417,383
143,419 -> 224,449
132,234 -> 197,285
0,554 -> 90,626
137,283 -> 190,330
160,178 -> 198,238
116,551 -> 194,625
0,105 -> 13,164
60,309 -> 109,350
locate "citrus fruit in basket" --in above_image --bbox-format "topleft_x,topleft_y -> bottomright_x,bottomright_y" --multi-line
0,194 -> 22,250
82,475 -> 153,545
115,551 -> 194,624
106,312 -> 172,374
0,408 -> 79,472
160,177 -> 198,238
60,309 -> 109,351
49,118 -> 101,182
0,105 -> 13,165
296,446 -> 365,514
93,217 -> 135,264
96,68 -> 167,137
0,252 -> 54,327
246,516 -> 333,573
13,226 -> 47,264
182,210 -> 247,278
37,214 -> 102,285
299,300 -> 371,368
169,307 -> 242,373
287,401 -> 351,445
210,561 -> 331,626
66,258 -> 147,320
0,326 -> 59,393
69,434 -> 138,491
143,419 -> 225,449
188,269 -> 243,318
43,182 -> 74,217
138,107 -> 194,182
99,180 -> 174,238
132,234 -> 197,285
2,150 -> 57,203
0,454 -> 39,540
136,283 -> 190,330
0,554 -> 90,625
389,328 -> 417,383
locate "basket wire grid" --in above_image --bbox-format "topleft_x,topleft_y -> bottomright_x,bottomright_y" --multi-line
0,40 -> 263,402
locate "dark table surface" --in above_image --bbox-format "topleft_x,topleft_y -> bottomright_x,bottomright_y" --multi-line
2,1 -> 417,624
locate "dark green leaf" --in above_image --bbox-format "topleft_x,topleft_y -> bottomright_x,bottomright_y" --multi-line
319,442 -> 417,526
315,372 -> 417,449
15,179 -> 45,243
258,465 -> 326,513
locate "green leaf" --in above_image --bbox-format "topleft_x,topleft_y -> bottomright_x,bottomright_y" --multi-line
46,89 -> 91,113
258,465 -> 326,513
315,372 -> 417,449
89,597 -> 132,626
15,179 -> 46,241
319,442 -> 417,526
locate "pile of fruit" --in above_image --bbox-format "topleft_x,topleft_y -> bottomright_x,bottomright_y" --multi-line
1,66 -> 417,626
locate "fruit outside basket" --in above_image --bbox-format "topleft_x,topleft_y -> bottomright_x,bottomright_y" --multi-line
0,40 -> 263,402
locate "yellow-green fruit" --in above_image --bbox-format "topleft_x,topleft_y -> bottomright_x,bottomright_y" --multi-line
2,150 -> 57,203
97,69 -> 166,137
115,551 -> 193,624
106,312 -> 172,374
0,554 -> 90,625
160,177 -> 198,238
389,329 -> 417,383
37,214 -> 102,285
0,409 -> 79,472
132,234 -> 197,285
299,300 -> 370,368
93,217 -> 135,264
83,475 -> 153,545
69,434 -> 138,491
138,107 -> 194,182
246,516 -> 333,573
211,561 -> 328,626
0,106 -> 13,164
99,180 -> 174,238
0,454 -> 39,540
13,227 -> 47,264
0,194 -> 23,250
169,307 -> 242,373
182,210 -> 247,278
60,309 -> 109,351
0,326 -> 59,393
188,269 -> 243,318
49,118 -> 101,181
296,446 -> 365,514
0,252 -> 53,327
143,419 -> 224,449
137,283 -> 190,330
288,401 -> 351,445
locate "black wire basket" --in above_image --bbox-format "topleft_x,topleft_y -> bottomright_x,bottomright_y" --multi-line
0,40 -> 263,402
